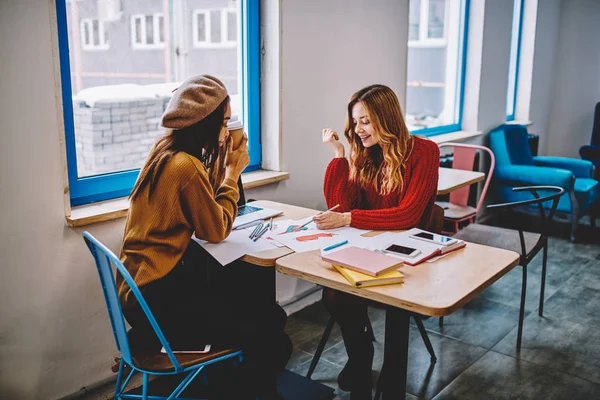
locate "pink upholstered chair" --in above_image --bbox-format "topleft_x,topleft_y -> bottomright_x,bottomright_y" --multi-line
436,143 -> 495,234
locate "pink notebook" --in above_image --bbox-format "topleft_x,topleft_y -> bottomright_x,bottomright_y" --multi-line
322,246 -> 404,277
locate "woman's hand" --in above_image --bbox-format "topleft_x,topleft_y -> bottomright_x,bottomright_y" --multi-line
313,211 -> 351,230
225,134 -> 250,179
322,128 -> 345,158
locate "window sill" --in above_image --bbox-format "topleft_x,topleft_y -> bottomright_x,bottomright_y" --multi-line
66,170 -> 290,227
426,130 -> 483,144
506,120 -> 533,126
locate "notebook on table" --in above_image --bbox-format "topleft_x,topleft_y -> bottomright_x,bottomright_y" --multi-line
233,204 -> 283,229
333,264 -> 404,288
321,246 -> 404,277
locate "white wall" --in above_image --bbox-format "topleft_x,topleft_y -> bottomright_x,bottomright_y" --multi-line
527,0 -> 562,156
0,1 -> 127,398
250,0 -> 409,210
546,0 -> 600,157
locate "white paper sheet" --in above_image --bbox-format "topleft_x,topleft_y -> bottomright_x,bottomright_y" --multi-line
192,229 -> 277,266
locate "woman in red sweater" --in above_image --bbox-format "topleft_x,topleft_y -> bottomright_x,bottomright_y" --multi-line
316,84 -> 439,399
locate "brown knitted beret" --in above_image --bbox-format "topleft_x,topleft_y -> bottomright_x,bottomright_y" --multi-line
161,75 -> 228,130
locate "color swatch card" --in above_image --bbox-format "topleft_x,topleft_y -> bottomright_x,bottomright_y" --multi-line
273,228 -> 350,253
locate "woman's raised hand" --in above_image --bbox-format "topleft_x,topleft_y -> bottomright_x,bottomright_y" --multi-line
225,134 -> 250,179
322,128 -> 345,158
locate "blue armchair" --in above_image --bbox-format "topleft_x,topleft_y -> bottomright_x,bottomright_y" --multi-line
489,124 -> 599,241
579,102 -> 600,180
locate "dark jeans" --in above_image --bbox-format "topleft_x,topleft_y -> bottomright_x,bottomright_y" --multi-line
124,240 -> 292,398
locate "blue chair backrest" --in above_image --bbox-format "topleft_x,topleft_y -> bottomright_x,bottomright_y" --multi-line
83,231 -> 182,371
489,124 -> 535,166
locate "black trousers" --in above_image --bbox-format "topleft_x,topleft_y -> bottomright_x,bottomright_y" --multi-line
124,240 -> 292,398
322,287 -> 374,388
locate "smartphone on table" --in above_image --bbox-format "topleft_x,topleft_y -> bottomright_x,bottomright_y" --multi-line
410,231 -> 457,246
384,244 -> 421,258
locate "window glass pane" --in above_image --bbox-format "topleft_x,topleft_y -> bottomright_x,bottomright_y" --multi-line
135,18 -> 142,43
428,0 -> 445,39
83,21 -> 90,45
408,0 -> 420,41
227,10 -> 237,42
64,0 -> 242,178
145,15 -> 154,44
506,0 -> 522,118
92,20 -> 100,46
158,15 -> 164,43
406,0 -> 466,133
210,10 -> 221,43
197,13 -> 206,42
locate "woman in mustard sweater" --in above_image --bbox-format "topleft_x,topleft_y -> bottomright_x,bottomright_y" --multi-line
119,75 -> 290,400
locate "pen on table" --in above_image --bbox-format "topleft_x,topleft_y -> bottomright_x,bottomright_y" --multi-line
323,239 -> 348,252
249,223 -> 264,239
234,219 -> 262,231
269,217 -> 273,230
253,223 -> 270,242
299,203 -> 341,229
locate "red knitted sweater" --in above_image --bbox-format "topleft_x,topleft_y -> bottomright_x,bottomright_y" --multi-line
323,136 -> 439,230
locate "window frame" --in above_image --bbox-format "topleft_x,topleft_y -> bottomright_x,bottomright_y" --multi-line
408,0 -> 449,48
506,0 -> 524,121
80,18 -> 109,51
408,0 -> 470,137
192,9 -> 238,49
56,0 -> 261,206
130,13 -> 165,50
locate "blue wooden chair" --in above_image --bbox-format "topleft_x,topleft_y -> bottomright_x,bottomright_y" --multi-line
83,231 -> 243,400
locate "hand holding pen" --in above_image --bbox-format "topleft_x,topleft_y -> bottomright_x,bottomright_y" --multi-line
298,204 -> 341,229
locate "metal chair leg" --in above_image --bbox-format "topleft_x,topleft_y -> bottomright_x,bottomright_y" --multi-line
517,265 -> 527,349
366,317 -> 376,341
539,240 -> 548,317
142,373 -> 149,400
414,315 -> 437,363
571,213 -> 578,242
306,316 -> 335,379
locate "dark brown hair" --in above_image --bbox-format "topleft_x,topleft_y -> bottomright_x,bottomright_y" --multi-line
129,97 -> 230,201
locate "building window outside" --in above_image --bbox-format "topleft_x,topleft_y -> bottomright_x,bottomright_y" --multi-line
408,0 -> 447,46
80,18 -> 109,51
193,9 -> 237,48
406,0 -> 469,136
506,0 -> 523,120
56,0 -> 260,206
131,14 -> 165,49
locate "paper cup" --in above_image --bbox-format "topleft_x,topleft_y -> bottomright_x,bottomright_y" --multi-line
227,120 -> 244,150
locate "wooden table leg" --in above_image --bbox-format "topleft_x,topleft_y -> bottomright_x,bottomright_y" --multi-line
381,306 -> 410,400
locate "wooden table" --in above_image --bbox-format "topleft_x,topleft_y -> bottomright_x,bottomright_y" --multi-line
275,236 -> 519,399
242,200 -> 519,399
437,167 -> 485,195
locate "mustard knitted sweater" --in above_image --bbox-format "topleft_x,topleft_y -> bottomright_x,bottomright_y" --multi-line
118,152 -> 239,309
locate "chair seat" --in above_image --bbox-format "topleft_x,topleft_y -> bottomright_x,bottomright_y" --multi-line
452,223 -> 541,255
436,201 -> 477,220
132,345 -> 242,372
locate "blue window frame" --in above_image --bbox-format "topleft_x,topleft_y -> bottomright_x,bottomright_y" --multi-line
506,0 -> 524,121
406,0 -> 470,137
56,0 -> 261,206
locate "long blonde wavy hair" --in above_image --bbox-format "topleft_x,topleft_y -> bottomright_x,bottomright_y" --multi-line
344,84 -> 413,195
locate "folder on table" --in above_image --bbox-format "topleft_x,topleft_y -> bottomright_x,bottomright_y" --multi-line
333,264 -> 404,288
